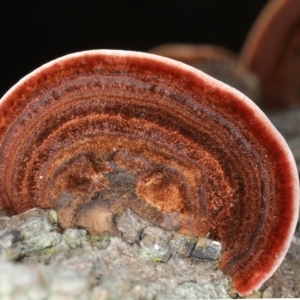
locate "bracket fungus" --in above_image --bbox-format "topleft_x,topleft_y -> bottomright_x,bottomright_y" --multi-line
149,43 -> 260,103
240,0 -> 300,110
0,50 -> 298,296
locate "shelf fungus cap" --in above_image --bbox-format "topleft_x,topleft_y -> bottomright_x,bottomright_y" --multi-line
149,43 -> 261,103
0,50 -> 298,295
240,0 -> 300,110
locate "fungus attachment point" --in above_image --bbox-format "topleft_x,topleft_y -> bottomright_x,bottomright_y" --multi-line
0,50 -> 298,295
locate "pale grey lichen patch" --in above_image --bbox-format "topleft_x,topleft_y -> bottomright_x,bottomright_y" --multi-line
0,255 -> 93,300
1,205 -> 299,298
63,228 -> 87,249
45,267 -> 92,299
116,208 -> 151,244
140,225 -> 172,262
156,280 -> 228,300
88,231 -> 111,249
0,207 -> 233,299
0,260 -> 49,300
10,208 -> 48,226
23,232 -> 62,252
0,228 -> 23,249
0,215 -> 10,229
0,209 -> 62,261
92,237 -> 231,299
262,286 -> 274,298
4,208 -> 53,240
170,232 -> 197,258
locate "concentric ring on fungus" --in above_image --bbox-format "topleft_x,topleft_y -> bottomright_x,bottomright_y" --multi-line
0,50 -> 298,296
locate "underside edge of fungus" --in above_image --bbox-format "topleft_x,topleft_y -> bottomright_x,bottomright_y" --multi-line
0,50 -> 298,296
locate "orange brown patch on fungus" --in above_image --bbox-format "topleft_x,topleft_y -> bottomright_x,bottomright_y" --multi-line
0,50 -> 298,295
240,0 -> 300,111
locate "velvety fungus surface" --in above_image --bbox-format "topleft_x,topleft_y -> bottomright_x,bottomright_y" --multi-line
240,0 -> 300,111
0,50 -> 298,295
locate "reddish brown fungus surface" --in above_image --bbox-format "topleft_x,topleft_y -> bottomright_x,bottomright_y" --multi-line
240,0 -> 300,110
0,50 -> 298,295
149,43 -> 261,104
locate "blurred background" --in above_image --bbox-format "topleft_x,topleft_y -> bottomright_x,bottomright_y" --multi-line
0,0 -> 267,95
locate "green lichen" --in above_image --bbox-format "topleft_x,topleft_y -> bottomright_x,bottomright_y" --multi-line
40,247 -> 55,255
46,209 -> 58,226
149,256 -> 164,262
88,231 -> 111,249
